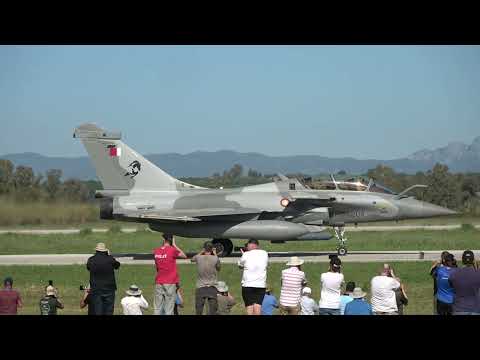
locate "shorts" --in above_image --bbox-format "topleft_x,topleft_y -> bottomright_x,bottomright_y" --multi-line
279,304 -> 300,315
242,287 -> 266,307
436,299 -> 453,315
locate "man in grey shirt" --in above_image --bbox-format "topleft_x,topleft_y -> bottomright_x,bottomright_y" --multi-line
191,241 -> 221,315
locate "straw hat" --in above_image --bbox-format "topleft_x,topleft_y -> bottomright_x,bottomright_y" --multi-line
351,287 -> 367,299
95,242 -> 109,252
126,284 -> 142,296
215,281 -> 229,293
286,256 -> 304,266
46,285 -> 56,296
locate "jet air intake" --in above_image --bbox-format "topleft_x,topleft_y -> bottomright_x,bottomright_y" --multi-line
99,198 -> 114,220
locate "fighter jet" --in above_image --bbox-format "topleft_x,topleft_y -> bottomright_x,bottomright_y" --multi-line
74,123 -> 457,256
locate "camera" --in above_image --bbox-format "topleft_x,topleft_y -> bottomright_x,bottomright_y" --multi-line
234,242 -> 249,252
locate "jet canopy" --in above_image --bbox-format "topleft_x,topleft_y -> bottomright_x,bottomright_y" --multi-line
314,176 -> 398,195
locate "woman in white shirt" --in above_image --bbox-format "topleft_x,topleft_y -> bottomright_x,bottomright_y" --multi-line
121,285 -> 149,315
318,257 -> 345,315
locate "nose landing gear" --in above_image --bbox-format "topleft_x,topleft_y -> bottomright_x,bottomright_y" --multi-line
333,226 -> 348,256
212,238 -> 233,257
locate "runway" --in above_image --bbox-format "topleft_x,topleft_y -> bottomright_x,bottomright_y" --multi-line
0,250 -> 477,265
0,224 -> 478,235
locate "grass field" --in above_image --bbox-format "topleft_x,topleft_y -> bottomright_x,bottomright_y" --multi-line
0,262 -> 437,315
0,228 -> 478,255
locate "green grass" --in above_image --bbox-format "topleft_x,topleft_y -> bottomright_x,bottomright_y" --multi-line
0,229 -> 478,255
0,262 -> 436,315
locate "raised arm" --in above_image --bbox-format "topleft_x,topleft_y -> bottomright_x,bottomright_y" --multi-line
173,236 -> 188,259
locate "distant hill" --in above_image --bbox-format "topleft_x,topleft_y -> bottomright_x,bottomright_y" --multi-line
2,137 -> 480,180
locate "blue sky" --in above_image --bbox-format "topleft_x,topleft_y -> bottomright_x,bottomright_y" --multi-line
1,45 -> 479,159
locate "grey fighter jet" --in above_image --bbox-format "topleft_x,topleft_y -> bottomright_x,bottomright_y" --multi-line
74,123 -> 457,256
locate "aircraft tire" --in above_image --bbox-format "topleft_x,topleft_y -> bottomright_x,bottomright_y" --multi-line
337,246 -> 348,256
212,238 -> 233,257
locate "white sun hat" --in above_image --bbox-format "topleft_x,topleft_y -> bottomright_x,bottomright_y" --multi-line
95,242 -> 109,252
286,256 -> 304,266
351,287 -> 367,299
126,285 -> 142,296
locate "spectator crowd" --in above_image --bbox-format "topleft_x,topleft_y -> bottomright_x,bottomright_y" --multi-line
0,234 -> 479,315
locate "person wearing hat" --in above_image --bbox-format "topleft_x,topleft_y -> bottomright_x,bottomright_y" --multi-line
300,287 -> 319,315
344,287 -> 373,315
86,242 -> 121,315
279,256 -> 307,315
0,277 -> 23,315
238,239 -> 269,315
121,285 -> 149,315
318,257 -> 344,315
449,250 -> 480,315
39,284 -> 64,315
216,281 -> 236,315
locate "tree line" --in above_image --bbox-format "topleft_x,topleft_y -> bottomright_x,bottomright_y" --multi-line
0,159 -> 97,203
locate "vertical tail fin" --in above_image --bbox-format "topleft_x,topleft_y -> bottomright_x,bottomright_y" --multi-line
74,123 -> 204,192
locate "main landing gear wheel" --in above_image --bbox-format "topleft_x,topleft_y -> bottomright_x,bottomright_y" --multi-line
212,238 -> 233,257
333,226 -> 348,256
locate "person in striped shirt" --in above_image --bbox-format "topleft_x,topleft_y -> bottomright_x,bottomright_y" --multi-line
279,257 -> 307,315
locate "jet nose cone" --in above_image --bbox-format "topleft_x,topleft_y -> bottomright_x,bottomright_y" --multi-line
421,202 -> 457,217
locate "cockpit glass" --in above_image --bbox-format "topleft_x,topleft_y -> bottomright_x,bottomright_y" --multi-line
337,182 -> 368,191
369,182 -> 397,195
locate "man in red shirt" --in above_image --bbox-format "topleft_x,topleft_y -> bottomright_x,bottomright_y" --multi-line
0,277 -> 23,315
153,234 -> 187,315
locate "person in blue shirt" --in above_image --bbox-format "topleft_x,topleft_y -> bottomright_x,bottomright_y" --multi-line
339,281 -> 355,315
261,287 -> 279,315
344,287 -> 373,315
436,253 -> 456,315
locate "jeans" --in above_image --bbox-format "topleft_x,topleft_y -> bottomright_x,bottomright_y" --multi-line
154,284 -> 177,315
91,290 -> 115,315
318,308 -> 340,315
195,286 -> 218,315
453,312 -> 480,315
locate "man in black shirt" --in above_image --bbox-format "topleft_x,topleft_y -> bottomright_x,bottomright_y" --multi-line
86,242 -> 121,315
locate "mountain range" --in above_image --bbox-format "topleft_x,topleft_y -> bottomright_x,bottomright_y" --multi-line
2,137 -> 480,180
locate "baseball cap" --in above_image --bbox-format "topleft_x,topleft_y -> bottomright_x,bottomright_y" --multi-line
444,253 -> 455,263
302,287 -> 312,294
247,239 -> 259,245
462,250 -> 475,264
46,285 -> 56,296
